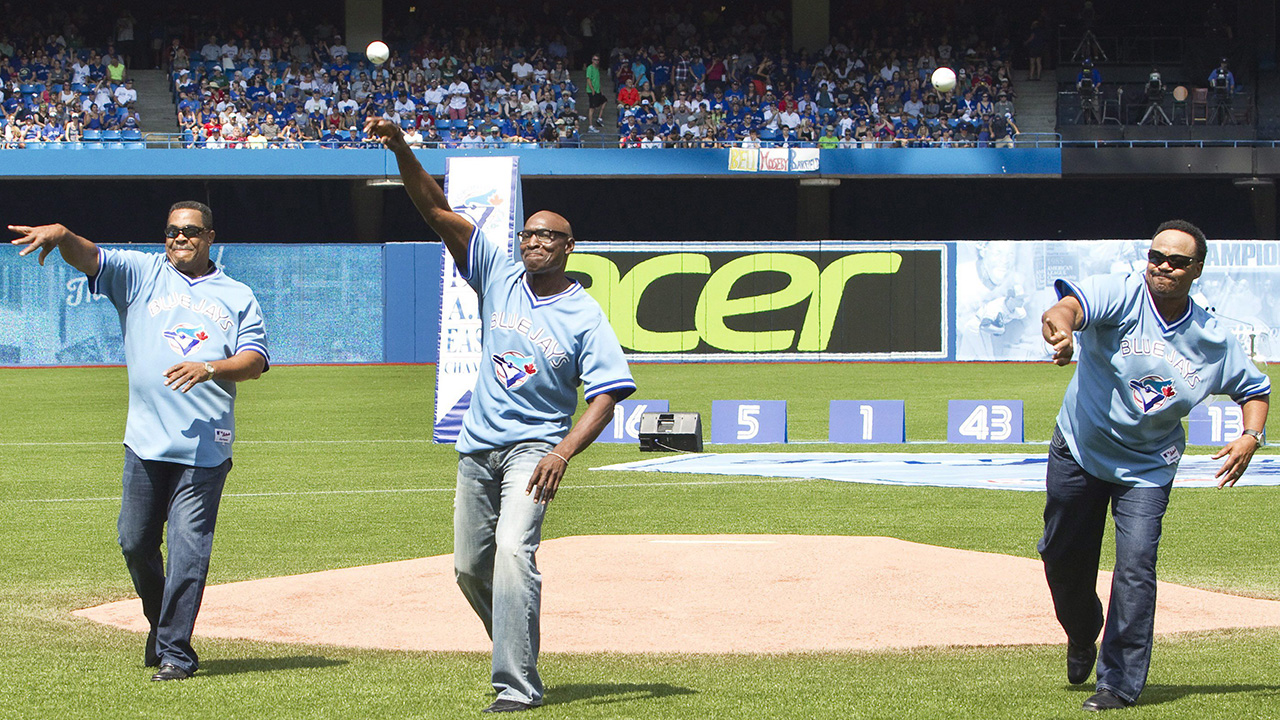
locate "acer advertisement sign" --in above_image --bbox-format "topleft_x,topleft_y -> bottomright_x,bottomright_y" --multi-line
566,242 -> 948,360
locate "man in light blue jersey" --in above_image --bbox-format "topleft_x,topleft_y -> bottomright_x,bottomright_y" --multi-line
1039,219 -> 1269,711
365,117 -> 635,713
9,202 -> 269,682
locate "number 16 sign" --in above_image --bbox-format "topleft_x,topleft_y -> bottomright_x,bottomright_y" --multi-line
947,400 -> 1024,444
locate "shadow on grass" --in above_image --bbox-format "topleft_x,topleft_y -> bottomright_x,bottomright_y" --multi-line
1139,683 -> 1280,707
199,655 -> 349,677
546,682 -> 698,706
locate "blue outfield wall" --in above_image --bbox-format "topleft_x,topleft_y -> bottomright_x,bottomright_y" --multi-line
0,147 -> 1061,177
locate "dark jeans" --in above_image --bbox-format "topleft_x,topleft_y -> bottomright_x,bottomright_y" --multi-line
1038,427 -> 1170,704
118,447 -> 230,672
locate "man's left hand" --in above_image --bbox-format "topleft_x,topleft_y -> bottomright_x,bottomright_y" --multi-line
1211,435 -> 1261,488
526,453 -> 568,505
163,361 -> 213,393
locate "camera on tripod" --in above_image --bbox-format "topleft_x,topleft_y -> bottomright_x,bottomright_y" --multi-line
1145,70 -> 1164,103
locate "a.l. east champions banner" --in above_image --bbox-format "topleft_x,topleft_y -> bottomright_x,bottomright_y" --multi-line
567,242 -> 948,360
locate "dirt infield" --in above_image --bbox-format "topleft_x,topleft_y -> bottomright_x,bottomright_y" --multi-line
74,535 -> 1280,654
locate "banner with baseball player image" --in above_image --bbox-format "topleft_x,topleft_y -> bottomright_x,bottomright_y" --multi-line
955,240 -> 1280,362
433,156 -> 524,443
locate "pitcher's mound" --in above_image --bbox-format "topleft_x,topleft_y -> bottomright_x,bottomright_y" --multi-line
74,535 -> 1280,654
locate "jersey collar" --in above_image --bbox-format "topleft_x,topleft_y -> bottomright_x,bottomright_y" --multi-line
1144,284 -> 1193,333
165,258 -> 221,286
522,273 -> 579,308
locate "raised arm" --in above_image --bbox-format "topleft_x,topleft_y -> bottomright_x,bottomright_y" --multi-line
9,223 -> 101,275
363,117 -> 476,271
1042,294 -> 1084,366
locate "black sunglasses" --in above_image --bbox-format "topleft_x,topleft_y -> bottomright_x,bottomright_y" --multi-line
165,224 -> 208,239
1147,249 -> 1198,270
517,228 -> 569,242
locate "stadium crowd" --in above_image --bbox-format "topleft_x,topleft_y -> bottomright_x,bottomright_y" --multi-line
160,3 -> 1027,149
0,5 -> 145,147
1,2 -> 1030,149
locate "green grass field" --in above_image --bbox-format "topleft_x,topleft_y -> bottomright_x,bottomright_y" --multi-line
0,363 -> 1277,720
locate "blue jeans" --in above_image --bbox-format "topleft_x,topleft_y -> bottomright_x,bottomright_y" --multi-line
1039,427 -> 1170,704
453,442 -> 551,706
118,447 -> 230,673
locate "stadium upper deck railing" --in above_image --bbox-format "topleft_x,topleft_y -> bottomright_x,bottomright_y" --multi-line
6,132 -> 1279,150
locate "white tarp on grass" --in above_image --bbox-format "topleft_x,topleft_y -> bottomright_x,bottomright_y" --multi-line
595,452 -> 1280,491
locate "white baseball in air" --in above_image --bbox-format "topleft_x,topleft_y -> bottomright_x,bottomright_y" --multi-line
931,67 -> 956,92
366,40 -> 390,65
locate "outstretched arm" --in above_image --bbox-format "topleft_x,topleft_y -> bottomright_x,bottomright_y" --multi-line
525,391 -> 621,505
1041,294 -> 1084,366
363,117 -> 476,271
9,223 -> 100,275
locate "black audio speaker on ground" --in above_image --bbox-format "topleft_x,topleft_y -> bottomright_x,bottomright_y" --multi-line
638,412 -> 703,452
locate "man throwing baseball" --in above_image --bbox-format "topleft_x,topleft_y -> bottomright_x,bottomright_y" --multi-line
1039,219 -> 1269,711
364,117 -> 635,713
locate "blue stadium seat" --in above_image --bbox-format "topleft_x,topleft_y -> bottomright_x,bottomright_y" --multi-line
72,83 -> 91,94
101,130 -> 123,148
26,142 -> 46,149
82,129 -> 102,141
121,128 -> 143,141
336,130 -> 351,141
435,119 -> 450,130
124,142 -> 146,150
450,119 -> 467,131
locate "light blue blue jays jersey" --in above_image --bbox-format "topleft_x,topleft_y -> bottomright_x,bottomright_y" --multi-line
1055,272 -> 1270,487
456,228 -> 635,454
89,248 -> 270,467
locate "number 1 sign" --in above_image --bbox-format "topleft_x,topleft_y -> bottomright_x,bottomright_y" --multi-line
828,401 -> 905,443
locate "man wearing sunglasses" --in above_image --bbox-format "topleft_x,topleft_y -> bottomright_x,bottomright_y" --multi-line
9,202 -> 269,682
1038,220 -> 1269,711
364,117 -> 634,713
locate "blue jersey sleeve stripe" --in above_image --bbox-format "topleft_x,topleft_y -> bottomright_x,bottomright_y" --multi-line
1055,278 -> 1090,330
86,247 -> 105,294
586,379 -> 637,400
461,224 -> 481,281
1231,384 -> 1272,402
236,343 -> 271,368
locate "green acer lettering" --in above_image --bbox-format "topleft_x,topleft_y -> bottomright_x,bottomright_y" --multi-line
695,254 -> 818,352
569,251 -> 909,353
570,253 -> 710,351
797,252 -> 902,351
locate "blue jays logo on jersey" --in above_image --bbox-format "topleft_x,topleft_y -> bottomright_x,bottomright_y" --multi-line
1129,375 -> 1177,413
492,351 -> 538,390
163,323 -> 210,357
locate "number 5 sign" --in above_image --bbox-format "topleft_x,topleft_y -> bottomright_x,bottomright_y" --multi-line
711,400 -> 788,444
597,400 -> 670,443
947,400 -> 1024,443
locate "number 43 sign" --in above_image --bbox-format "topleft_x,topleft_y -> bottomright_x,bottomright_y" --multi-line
947,400 -> 1024,443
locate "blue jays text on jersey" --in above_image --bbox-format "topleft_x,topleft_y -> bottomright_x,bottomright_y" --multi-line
1119,337 -> 1202,388
146,292 -> 234,331
490,311 -> 570,367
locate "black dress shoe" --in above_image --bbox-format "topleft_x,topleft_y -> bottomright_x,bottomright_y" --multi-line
144,629 -> 159,668
482,698 -> 534,713
1067,640 -> 1097,684
1082,689 -> 1131,711
150,663 -> 193,681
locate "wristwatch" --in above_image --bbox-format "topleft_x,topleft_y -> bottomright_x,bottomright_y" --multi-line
1243,428 -> 1265,447
203,362 -> 216,382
